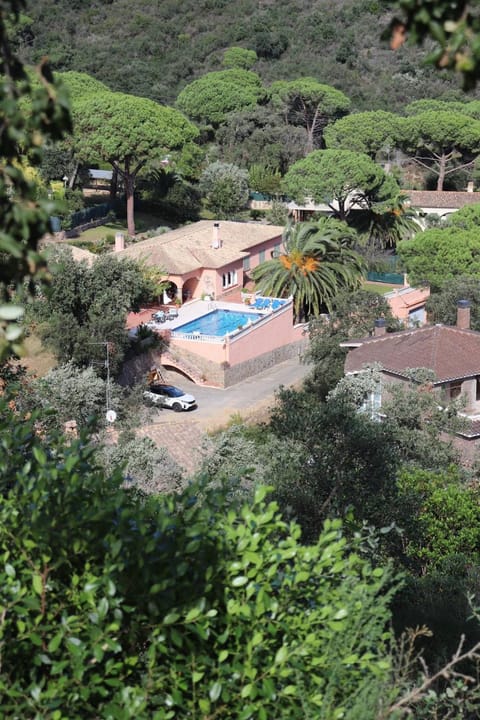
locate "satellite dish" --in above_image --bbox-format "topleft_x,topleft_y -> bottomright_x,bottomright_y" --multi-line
106,409 -> 117,423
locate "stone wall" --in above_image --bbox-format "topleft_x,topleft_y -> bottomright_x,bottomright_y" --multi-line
223,338 -> 309,387
119,336 -> 309,389
117,348 -> 161,387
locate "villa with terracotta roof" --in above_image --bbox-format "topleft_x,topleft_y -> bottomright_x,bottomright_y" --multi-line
341,300 -> 480,456
405,188 -> 480,220
114,220 -> 310,387
115,220 -> 285,303
343,301 -> 480,404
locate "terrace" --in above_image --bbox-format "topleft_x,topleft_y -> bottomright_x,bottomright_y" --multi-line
132,295 -> 307,388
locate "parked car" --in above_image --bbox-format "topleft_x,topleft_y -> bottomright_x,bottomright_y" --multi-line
143,384 -> 197,412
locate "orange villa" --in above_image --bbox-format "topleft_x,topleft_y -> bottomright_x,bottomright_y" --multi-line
118,221 -> 308,387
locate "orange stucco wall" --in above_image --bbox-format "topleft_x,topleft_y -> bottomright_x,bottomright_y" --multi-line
225,306 -> 297,364
165,233 -> 283,301
386,287 -> 430,324
168,303 -> 302,368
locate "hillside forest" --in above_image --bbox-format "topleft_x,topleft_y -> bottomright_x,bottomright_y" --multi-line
4,0 -> 480,718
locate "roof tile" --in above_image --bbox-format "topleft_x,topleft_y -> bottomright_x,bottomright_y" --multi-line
345,324 -> 480,383
115,220 -> 284,274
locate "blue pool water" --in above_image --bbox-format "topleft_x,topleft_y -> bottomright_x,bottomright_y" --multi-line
175,309 -> 263,337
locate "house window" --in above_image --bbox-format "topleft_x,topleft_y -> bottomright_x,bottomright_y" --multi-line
243,256 -> 250,271
408,306 -> 425,327
360,386 -> 382,420
259,249 -> 265,263
222,270 -> 238,289
271,243 -> 281,258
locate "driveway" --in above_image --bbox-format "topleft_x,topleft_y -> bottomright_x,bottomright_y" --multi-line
138,356 -> 311,475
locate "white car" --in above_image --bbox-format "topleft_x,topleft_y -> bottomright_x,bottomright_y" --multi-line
143,384 -> 197,412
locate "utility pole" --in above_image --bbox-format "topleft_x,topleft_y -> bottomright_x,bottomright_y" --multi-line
90,341 -> 117,424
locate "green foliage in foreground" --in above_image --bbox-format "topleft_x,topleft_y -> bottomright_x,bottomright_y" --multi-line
398,466 -> 480,572
390,0 -> 480,90
0,399 -> 403,718
0,0 -> 71,361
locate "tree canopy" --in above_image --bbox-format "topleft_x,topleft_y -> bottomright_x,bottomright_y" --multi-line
401,110 -> 480,191
403,99 -> 471,116
176,69 -> 266,127
283,149 -> 399,222
324,110 -> 403,159
198,162 -> 249,217
33,248 -> 154,373
57,70 -> 112,105
222,46 -> 257,70
21,362 -> 111,433
445,201 -> 480,230
72,91 -> 198,235
216,106 -> 305,174
269,78 -> 351,153
397,226 -> 480,290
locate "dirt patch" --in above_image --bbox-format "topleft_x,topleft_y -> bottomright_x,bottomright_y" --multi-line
19,334 -> 56,377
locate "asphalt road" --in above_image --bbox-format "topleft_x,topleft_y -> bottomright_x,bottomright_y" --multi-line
149,355 -> 312,428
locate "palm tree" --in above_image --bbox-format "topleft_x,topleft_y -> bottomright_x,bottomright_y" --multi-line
252,218 -> 365,321
349,191 -> 420,251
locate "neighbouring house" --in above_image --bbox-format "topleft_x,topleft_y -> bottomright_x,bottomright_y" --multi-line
384,285 -> 430,326
285,195 -> 366,222
87,169 -> 113,190
341,300 -> 480,459
252,187 -> 480,223
115,220 -> 285,303
405,187 -> 480,222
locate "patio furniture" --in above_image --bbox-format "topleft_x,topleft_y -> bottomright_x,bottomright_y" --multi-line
165,308 -> 179,320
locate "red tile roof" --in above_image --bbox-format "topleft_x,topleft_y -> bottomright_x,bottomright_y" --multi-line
344,324 -> 480,383
407,190 -> 480,209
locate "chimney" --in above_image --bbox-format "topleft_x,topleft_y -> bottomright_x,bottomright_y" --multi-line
457,299 -> 471,330
115,232 -> 125,252
467,181 -> 474,193
374,318 -> 386,336
212,222 -> 221,249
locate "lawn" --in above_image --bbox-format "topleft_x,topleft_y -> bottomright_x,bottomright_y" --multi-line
69,212 -> 173,245
363,282 -> 401,295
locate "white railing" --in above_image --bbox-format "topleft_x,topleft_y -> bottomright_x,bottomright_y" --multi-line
170,331 -> 224,344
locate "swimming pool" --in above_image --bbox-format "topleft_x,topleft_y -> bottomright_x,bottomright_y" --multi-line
175,309 -> 263,337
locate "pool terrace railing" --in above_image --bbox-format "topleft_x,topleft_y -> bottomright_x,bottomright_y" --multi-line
170,330 -> 224,343
171,298 -> 294,344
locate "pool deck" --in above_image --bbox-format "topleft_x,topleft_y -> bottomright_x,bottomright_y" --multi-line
127,297 -> 277,334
